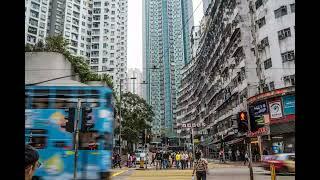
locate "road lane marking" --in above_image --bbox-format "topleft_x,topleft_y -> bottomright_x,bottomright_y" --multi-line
111,170 -> 128,177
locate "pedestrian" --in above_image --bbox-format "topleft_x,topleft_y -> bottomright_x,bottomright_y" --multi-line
219,149 -> 224,163
155,150 -> 162,170
132,153 -> 136,167
25,144 -> 41,180
236,149 -> 240,161
228,149 -> 232,161
192,151 -> 208,180
175,152 -> 181,169
244,152 -> 249,165
116,153 -> 122,168
151,153 -> 155,166
171,153 -> 175,168
189,152 -> 193,169
184,152 -> 189,169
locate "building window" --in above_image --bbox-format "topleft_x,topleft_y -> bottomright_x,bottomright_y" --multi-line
91,58 -> 99,64
30,10 -> 39,18
255,0 -> 263,9
103,43 -> 107,48
256,17 -> 266,28
39,30 -> 45,37
259,37 -> 269,50
102,58 -> 107,63
31,2 -> 40,10
110,60 -> 114,65
91,66 -> 99,72
28,27 -> 37,35
274,6 -> 288,18
278,28 -> 291,40
29,18 -> 38,26
110,46 -> 114,50
290,4 -> 295,13
27,35 -> 36,43
281,51 -> 295,62
264,58 -> 272,69
269,82 -> 275,90
110,53 -> 114,57
284,75 -> 295,86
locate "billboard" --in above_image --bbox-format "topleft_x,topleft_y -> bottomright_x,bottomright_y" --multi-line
268,99 -> 283,119
249,101 -> 268,128
282,95 -> 295,115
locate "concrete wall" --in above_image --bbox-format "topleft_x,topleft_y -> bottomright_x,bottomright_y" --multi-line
25,52 -> 75,84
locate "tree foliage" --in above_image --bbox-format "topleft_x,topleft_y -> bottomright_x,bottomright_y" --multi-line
24,35 -> 114,84
117,92 -> 154,144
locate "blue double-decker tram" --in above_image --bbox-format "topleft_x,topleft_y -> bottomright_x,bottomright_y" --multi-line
25,86 -> 114,179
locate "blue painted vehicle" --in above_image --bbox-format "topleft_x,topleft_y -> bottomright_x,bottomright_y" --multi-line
25,86 -> 114,179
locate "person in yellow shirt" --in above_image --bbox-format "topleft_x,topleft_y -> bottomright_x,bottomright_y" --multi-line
175,152 -> 181,169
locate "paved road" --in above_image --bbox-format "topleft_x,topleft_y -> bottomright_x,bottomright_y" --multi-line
111,164 -> 295,180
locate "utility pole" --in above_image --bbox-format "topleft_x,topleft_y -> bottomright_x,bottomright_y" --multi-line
145,129 -> 148,169
222,134 -> 226,163
73,99 -> 82,180
192,128 -> 195,159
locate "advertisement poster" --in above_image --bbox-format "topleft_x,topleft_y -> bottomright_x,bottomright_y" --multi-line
268,100 -> 283,119
282,95 -> 295,115
249,101 -> 268,126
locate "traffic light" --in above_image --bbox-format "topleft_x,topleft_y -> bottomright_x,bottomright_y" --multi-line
65,108 -> 76,133
238,111 -> 248,133
81,107 -> 94,132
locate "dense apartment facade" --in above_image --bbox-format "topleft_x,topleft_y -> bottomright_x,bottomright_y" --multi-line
25,0 -> 128,94
143,0 -> 193,137
176,0 -> 295,158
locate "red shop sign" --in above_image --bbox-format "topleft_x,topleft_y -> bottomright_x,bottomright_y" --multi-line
247,126 -> 270,137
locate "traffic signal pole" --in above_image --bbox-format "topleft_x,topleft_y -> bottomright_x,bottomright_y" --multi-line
245,101 -> 254,180
73,99 -> 82,180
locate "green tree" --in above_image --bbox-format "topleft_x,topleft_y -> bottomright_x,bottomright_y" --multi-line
44,35 -> 69,53
116,92 -> 154,148
33,40 -> 45,52
25,44 -> 33,52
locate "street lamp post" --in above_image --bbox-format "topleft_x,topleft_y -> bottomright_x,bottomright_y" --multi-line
119,79 -> 123,156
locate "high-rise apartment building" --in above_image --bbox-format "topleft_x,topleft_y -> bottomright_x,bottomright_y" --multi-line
143,0 -> 193,137
176,0 -> 295,157
25,0 -> 128,94
25,0 -> 50,45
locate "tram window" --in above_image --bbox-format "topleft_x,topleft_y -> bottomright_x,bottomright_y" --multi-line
26,129 -> 48,149
31,98 -> 49,109
99,132 -> 112,150
79,131 -> 99,150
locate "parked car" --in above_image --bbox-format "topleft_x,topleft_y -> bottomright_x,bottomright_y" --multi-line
262,153 -> 295,173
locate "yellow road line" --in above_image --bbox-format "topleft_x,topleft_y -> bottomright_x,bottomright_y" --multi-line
111,170 -> 128,177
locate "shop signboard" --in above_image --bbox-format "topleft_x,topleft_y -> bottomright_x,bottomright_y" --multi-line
268,99 -> 283,119
247,126 -> 270,137
282,95 -> 295,115
181,122 -> 206,128
249,101 -> 268,126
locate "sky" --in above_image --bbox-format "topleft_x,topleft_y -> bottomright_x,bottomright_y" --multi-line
127,0 -> 204,71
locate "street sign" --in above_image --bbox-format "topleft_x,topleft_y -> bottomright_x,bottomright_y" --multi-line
181,122 -> 206,128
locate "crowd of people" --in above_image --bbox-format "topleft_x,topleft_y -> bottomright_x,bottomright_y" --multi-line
151,151 -> 194,170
